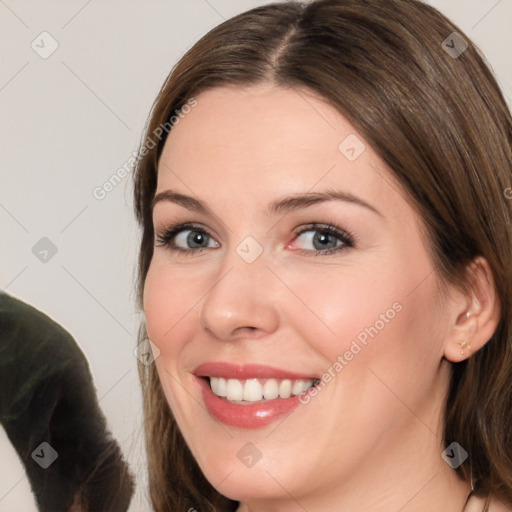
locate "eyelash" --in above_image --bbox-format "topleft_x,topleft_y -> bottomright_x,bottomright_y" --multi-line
154,222 -> 356,256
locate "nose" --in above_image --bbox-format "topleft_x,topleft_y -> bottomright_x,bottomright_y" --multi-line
198,246 -> 280,342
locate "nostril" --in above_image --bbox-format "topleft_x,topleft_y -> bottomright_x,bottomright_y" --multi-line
231,326 -> 261,338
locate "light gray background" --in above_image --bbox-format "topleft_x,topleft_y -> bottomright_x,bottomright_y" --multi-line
0,1 -> 510,511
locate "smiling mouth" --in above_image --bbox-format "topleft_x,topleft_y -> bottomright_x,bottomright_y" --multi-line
206,376 -> 321,404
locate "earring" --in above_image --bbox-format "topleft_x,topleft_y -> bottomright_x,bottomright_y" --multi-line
459,339 -> 472,356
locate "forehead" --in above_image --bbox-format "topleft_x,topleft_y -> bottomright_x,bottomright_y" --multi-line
156,84 -> 407,218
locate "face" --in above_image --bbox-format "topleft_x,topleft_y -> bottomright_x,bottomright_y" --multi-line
143,84 -> 453,505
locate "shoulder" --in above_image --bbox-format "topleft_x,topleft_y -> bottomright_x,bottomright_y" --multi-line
466,492 -> 512,512
488,494 -> 512,512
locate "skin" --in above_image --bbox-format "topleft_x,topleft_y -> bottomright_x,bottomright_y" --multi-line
143,84 -> 500,512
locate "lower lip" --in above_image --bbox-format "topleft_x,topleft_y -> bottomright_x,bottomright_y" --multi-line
196,377 -> 306,429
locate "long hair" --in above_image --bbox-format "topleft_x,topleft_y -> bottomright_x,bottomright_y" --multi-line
131,1 -> 512,510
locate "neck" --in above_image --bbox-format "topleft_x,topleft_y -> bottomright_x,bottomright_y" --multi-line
236,464 -> 471,512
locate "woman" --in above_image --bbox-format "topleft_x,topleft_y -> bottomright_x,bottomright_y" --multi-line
132,0 -> 512,510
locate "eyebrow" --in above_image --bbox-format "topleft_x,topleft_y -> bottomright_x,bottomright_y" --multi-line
151,189 -> 383,217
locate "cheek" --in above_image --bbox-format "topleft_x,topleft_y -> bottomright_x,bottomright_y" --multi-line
289,270 -> 443,451
142,260 -> 204,423
142,259 -> 201,356
279,265 -> 403,356
283,258 -> 442,378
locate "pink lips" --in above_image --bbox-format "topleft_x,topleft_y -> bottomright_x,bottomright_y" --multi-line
193,362 -> 319,381
193,362 -> 319,429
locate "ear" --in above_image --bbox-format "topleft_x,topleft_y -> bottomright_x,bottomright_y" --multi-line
443,256 -> 501,362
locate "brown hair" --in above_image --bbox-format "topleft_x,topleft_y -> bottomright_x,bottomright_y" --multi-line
131,0 -> 512,510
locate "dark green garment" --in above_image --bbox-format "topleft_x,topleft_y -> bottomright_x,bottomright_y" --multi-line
0,292 -> 134,512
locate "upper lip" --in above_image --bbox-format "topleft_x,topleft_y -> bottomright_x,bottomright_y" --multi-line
193,362 -> 319,380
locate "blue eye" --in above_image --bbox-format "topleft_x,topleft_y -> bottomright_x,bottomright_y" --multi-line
155,223 -> 218,254
291,224 -> 354,255
155,222 -> 355,256
173,229 -> 217,249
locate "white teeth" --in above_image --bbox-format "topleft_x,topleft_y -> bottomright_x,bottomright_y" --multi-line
263,378 -> 279,400
243,379 -> 263,401
208,377 -> 317,402
210,377 -> 228,397
216,377 -> 227,397
210,377 -> 219,394
226,379 -> 244,401
292,380 -> 310,395
279,379 -> 292,399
